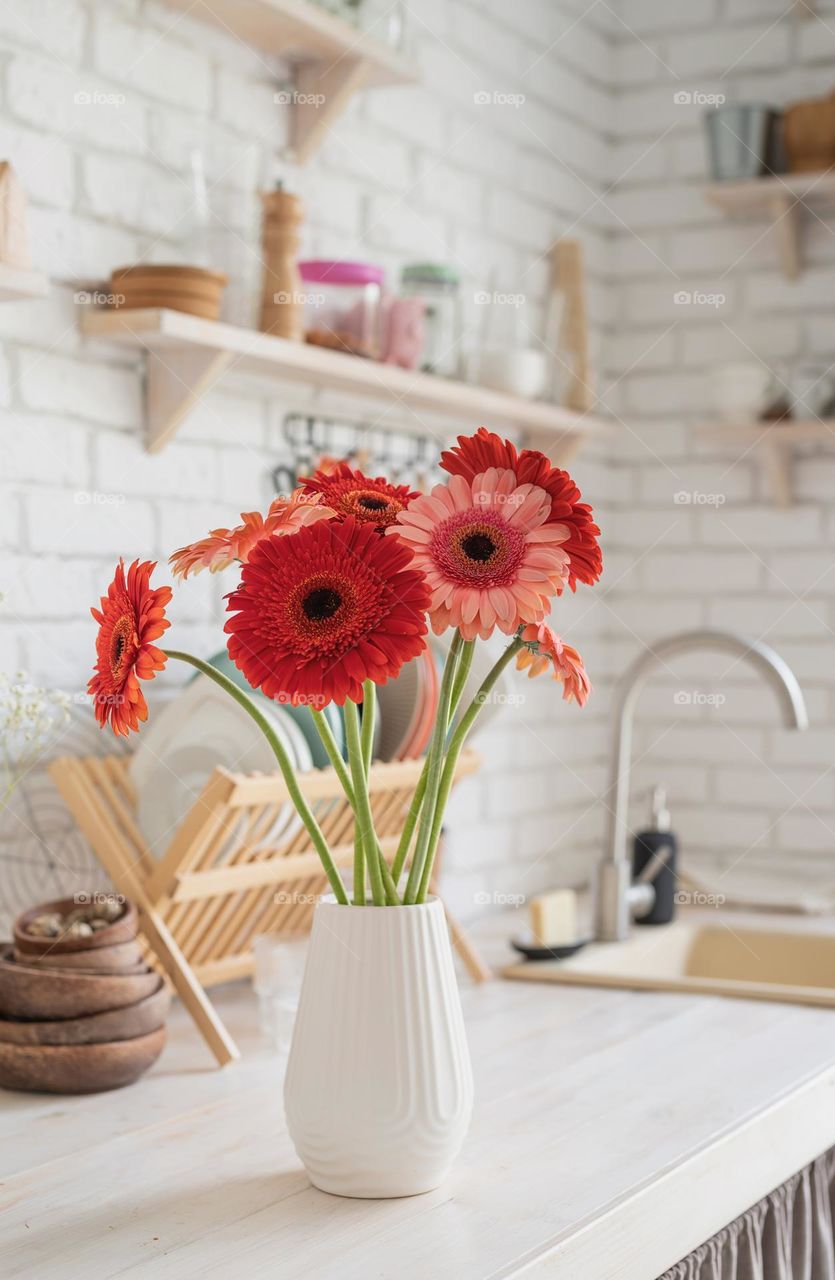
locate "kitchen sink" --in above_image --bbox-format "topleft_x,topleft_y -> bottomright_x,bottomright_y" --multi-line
503,918 -> 835,1008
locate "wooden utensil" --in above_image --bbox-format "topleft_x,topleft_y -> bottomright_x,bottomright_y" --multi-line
258,186 -> 304,340
550,239 -> 593,413
0,162 -> 32,268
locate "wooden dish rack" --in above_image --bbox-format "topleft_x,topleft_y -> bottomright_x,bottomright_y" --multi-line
50,751 -> 485,1066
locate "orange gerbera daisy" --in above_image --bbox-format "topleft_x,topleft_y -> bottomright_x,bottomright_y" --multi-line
225,517 -> 431,706
88,560 -> 171,736
440,427 -> 602,590
169,490 -> 334,579
516,623 -> 591,707
392,468 -> 570,641
299,462 -> 418,531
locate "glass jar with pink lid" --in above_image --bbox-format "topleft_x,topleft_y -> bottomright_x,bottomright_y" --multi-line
299,260 -> 384,359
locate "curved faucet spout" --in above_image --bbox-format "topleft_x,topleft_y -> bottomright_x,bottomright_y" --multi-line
598,628 -> 808,942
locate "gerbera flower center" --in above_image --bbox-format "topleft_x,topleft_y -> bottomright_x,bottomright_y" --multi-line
430,510 -> 526,588
302,587 -> 343,621
461,532 -> 496,562
109,614 -> 136,677
357,493 -> 389,512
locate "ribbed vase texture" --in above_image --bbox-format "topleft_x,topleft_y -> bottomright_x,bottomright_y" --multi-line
283,896 -> 474,1198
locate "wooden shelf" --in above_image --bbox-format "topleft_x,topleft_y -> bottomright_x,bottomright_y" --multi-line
0,264 -> 48,301
80,307 -> 610,457
161,0 -> 416,162
698,419 -> 835,506
705,172 -> 835,279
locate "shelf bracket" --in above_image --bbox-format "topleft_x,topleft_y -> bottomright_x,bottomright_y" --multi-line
292,56 -> 370,164
761,435 -> 793,507
146,346 -> 235,453
769,195 -> 801,280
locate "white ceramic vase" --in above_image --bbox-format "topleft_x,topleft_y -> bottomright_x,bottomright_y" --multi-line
283,896 -> 473,1198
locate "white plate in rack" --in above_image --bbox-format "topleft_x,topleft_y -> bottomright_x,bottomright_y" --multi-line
129,676 -> 308,859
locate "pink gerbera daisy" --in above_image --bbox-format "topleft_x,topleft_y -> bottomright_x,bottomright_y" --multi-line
392,469 -> 570,641
516,623 -> 591,707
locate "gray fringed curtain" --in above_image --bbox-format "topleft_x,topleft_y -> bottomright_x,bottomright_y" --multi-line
660,1149 -> 835,1280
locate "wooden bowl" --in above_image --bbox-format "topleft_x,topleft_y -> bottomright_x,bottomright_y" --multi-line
0,980 -> 170,1046
0,1026 -> 166,1094
784,94 -> 835,172
14,897 -> 138,957
110,264 -> 227,321
12,938 -> 144,972
111,264 -> 227,285
0,946 -> 160,1021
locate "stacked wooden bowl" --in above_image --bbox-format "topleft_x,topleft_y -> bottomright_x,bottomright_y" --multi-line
0,896 -> 169,1093
109,264 -> 228,320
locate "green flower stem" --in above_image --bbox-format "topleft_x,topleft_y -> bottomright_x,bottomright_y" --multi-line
361,679 -> 375,775
164,651 -> 348,905
376,839 -> 401,904
310,707 -> 365,906
310,709 -> 354,804
403,631 -> 463,904
416,636 -> 523,903
448,638 -> 475,724
353,827 -> 366,906
344,699 -> 384,906
391,757 -> 429,887
390,640 -> 474,889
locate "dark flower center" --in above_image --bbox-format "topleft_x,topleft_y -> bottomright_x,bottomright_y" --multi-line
109,615 -> 134,676
358,495 -> 388,512
302,587 -> 342,621
462,532 -> 496,562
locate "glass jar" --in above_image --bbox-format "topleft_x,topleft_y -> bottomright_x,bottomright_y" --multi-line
299,260 -> 384,359
400,263 -> 461,376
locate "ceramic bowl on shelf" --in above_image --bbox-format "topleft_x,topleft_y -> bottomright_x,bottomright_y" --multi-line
472,348 -> 549,400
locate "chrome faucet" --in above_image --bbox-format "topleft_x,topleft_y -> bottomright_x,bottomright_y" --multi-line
597,629 -> 808,942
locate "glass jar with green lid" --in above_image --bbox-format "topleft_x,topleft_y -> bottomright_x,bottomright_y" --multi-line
400,263 -> 461,377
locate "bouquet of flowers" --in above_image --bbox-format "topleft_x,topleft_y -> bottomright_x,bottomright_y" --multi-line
88,428 -> 601,907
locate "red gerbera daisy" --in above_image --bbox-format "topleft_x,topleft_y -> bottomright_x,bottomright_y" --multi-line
224,517 -> 431,707
169,490 -> 334,580
439,427 -> 602,590
88,559 -> 171,736
299,462 -> 418,531
516,623 -> 591,707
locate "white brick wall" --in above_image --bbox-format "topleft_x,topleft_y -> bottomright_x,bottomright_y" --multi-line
9,0 -> 831,924
604,0 -> 835,893
0,0 -> 614,924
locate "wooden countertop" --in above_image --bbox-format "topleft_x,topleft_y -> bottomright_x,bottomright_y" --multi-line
3,913 -> 835,1280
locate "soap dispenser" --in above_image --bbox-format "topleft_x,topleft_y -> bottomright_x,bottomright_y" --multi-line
632,786 -> 678,926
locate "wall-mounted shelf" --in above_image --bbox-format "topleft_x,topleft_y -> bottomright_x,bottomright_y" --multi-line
705,172 -> 835,279
79,307 -> 610,458
161,0 -> 416,162
0,263 -> 48,301
699,420 -> 835,506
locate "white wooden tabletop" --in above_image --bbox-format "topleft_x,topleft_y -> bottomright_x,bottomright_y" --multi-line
3,914 -> 835,1280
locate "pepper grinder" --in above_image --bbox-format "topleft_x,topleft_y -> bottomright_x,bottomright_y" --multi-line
258,183 -> 304,340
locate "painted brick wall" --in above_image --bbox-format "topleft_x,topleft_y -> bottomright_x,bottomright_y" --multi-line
601,0 -> 835,896
0,0 -> 616,925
